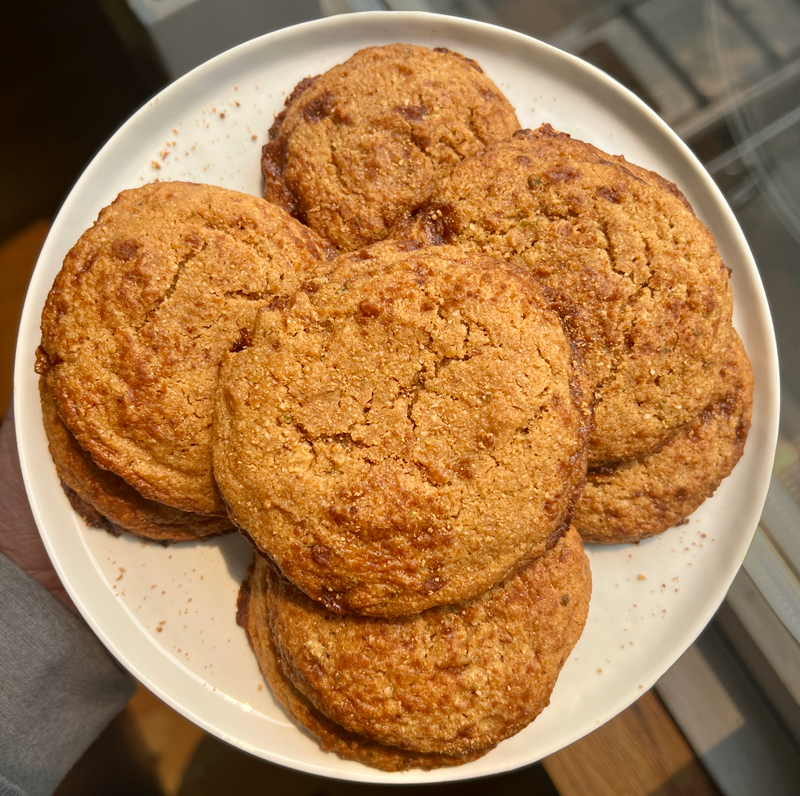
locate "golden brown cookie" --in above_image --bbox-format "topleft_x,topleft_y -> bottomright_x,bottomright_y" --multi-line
37,181 -> 335,515
213,241 -> 590,616
260,527 -> 590,756
262,44 -> 520,251
575,327 -> 753,543
40,379 -> 234,544
238,560 -> 492,771
397,124 -> 734,467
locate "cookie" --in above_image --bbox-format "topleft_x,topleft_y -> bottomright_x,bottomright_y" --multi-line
262,44 -> 520,251
213,241 -> 590,616
237,560 -> 492,771
397,124 -> 734,466
261,526 -> 590,755
575,327 -> 753,543
40,379 -> 234,544
37,181 -> 335,515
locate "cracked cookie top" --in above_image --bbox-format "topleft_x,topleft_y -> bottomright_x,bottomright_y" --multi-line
38,181 -> 335,515
213,241 -> 591,616
397,125 -> 734,466
261,44 -> 520,252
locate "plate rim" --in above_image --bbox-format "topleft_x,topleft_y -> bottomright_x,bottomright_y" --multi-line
14,10 -> 780,783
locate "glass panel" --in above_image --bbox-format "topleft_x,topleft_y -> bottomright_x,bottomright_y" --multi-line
637,0 -> 771,98
727,0 -> 800,62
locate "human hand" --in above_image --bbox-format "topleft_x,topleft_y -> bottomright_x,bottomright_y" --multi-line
0,401 -> 75,612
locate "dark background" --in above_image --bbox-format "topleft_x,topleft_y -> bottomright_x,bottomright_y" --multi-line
2,1 -> 168,246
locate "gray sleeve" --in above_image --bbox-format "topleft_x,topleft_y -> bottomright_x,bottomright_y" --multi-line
0,554 -> 136,796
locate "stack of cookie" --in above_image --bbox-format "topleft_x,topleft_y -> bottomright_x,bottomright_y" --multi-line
216,240 -> 593,768
237,526 -> 590,770
393,124 -> 754,543
203,46 -> 592,769
231,43 -> 751,767
37,181 -> 335,543
259,46 -> 753,546
37,41 -> 753,772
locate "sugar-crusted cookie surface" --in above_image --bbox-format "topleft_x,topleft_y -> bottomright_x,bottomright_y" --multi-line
238,559 -> 493,771
575,328 -> 753,543
38,181 -> 334,515
214,241 -> 590,616
262,44 -> 520,251
262,527 -> 590,755
40,380 -> 234,543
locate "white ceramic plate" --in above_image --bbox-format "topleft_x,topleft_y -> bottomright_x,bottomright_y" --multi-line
15,11 -> 779,784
